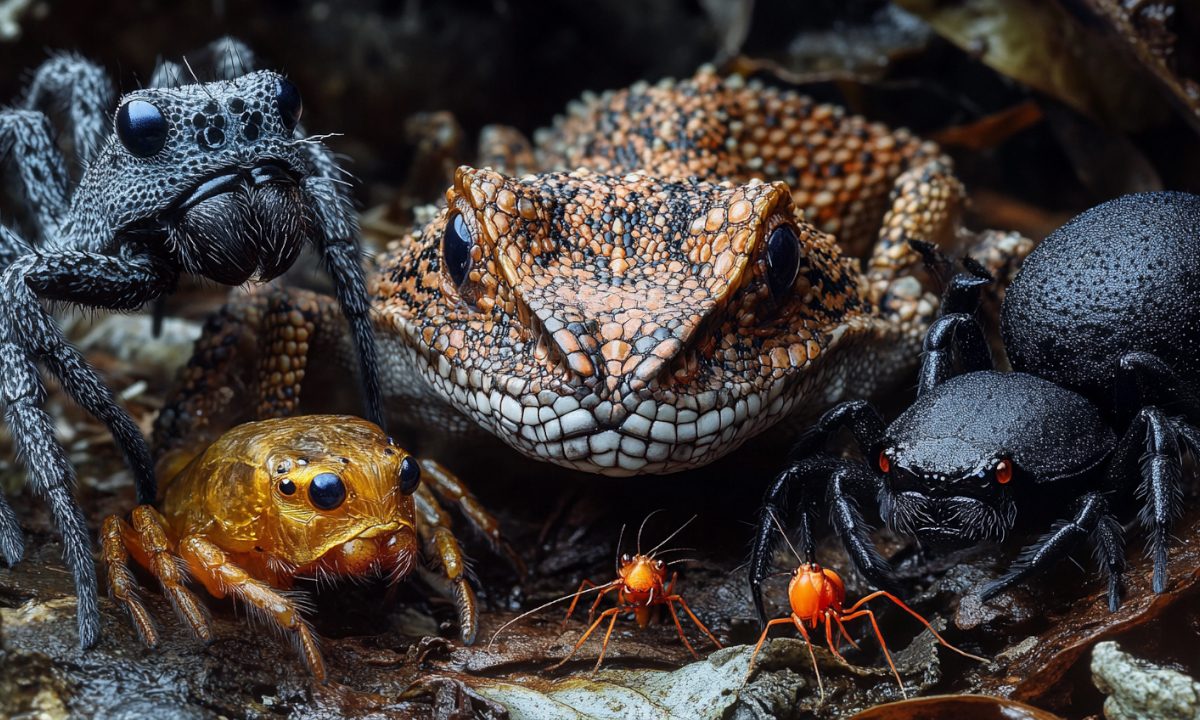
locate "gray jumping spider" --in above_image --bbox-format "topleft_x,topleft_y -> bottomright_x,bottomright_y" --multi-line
0,38 -> 383,647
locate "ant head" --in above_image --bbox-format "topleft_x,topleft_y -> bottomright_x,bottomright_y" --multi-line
787,563 -> 845,622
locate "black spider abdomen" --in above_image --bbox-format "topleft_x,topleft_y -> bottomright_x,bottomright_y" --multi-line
1002,191 -> 1200,412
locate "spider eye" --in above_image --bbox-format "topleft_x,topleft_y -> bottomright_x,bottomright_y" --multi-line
309,472 -> 346,510
116,100 -> 168,158
995,458 -> 1013,485
620,553 -> 631,565
277,477 -> 297,496
275,78 -> 302,132
442,212 -> 475,287
398,456 -> 421,495
766,224 -> 801,299
878,451 -> 891,474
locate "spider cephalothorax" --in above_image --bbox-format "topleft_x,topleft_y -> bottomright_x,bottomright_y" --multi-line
0,38 -> 382,648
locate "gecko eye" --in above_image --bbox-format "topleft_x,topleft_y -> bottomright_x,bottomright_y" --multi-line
116,100 -> 169,157
275,78 -> 302,132
765,224 -> 801,299
442,212 -> 474,287
398,456 -> 421,495
309,472 -> 346,510
995,458 -> 1013,485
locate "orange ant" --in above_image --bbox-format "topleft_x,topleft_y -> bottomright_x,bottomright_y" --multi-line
490,514 -> 722,672
747,512 -> 985,698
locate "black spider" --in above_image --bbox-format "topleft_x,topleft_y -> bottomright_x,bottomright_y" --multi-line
749,191 -> 1200,623
0,38 -> 383,647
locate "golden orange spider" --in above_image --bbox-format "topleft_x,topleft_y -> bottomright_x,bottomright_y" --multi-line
491,516 -> 722,672
746,515 -> 985,698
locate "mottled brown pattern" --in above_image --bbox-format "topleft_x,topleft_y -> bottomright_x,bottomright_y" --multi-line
160,67 -> 1005,477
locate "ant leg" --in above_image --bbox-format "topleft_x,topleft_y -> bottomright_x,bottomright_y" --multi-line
591,608 -> 623,673
822,614 -> 848,664
833,615 -> 861,651
177,535 -> 325,681
743,617 -> 797,683
99,516 -> 158,646
838,608 -> 906,698
844,590 -> 985,662
665,591 -> 722,651
981,490 -> 1114,604
412,482 -> 479,644
418,458 -> 525,576
791,617 -> 825,700
549,606 -> 623,670
663,600 -> 700,659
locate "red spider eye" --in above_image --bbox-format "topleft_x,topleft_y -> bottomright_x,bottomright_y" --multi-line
878,451 -> 891,473
995,459 -> 1013,484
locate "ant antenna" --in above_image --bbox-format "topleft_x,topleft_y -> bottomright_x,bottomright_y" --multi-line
637,509 -> 664,554
614,522 -> 627,573
487,580 -> 618,650
769,510 -> 803,564
647,514 -> 698,556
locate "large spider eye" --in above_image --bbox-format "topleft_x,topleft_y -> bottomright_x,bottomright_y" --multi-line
442,212 -> 474,287
878,451 -> 891,473
309,472 -> 346,510
766,224 -> 801,299
276,78 -> 302,132
398,456 -> 421,495
116,100 -> 168,158
994,458 -> 1013,485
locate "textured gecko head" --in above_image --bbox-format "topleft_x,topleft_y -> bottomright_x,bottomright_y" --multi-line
70,70 -> 320,284
376,167 -> 871,475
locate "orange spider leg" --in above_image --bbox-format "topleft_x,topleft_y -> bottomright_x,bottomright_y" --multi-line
550,605 -> 625,670
838,608 -> 904,698
99,515 -> 158,646
846,590 -> 986,662
177,535 -> 326,682
118,507 -> 212,642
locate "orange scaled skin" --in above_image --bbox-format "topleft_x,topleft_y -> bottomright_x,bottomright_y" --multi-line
101,416 -> 428,682
746,563 -> 984,699
550,552 -> 722,672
